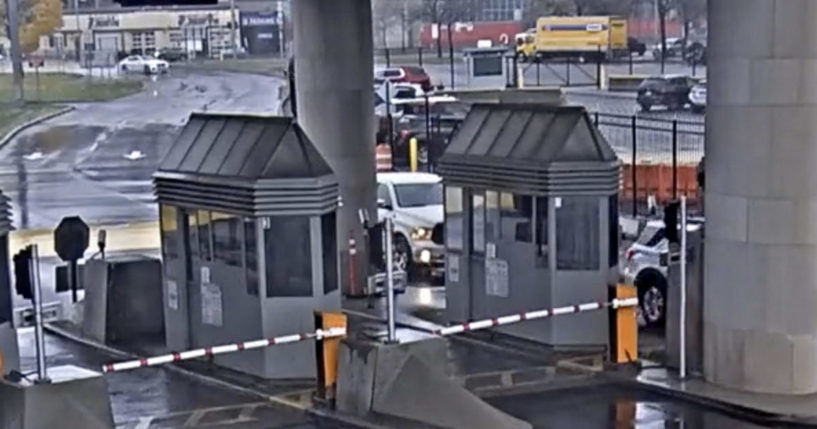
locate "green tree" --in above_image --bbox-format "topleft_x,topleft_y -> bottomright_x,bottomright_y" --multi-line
1,0 -> 63,53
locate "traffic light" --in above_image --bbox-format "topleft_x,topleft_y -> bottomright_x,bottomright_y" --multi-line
114,0 -> 216,5
664,201 -> 680,244
13,248 -> 32,300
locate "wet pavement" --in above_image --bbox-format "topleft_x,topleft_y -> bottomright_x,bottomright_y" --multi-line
488,384 -> 771,428
1,70 -> 282,230
16,329 -> 357,429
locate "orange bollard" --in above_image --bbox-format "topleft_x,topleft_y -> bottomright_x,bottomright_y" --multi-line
314,311 -> 348,402
609,284 -> 638,364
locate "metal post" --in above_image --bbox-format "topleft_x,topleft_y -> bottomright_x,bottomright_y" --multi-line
594,111 -> 599,127
29,245 -> 48,382
277,0 -> 285,57
631,116 -> 638,216
536,60 -> 540,86
680,196 -> 688,379
629,49 -> 634,75
7,0 -> 24,102
447,23 -> 455,89
566,57 -> 571,86
672,120 -> 678,199
385,48 -> 391,67
424,93 -> 431,150
230,0 -> 238,58
385,216 -> 396,342
69,260 -> 79,303
596,47 -> 602,89
386,82 -> 394,154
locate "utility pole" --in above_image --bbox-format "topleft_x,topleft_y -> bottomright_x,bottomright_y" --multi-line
5,0 -> 24,103
229,0 -> 238,58
74,0 -> 82,62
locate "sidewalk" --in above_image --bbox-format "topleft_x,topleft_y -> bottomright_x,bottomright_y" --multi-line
627,366 -> 817,426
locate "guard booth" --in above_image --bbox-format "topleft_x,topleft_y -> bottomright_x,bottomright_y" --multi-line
153,113 -> 341,379
0,191 -> 17,375
437,104 -> 620,346
463,47 -> 512,89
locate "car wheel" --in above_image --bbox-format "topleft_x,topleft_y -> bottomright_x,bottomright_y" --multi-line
393,235 -> 411,273
121,65 -> 128,72
691,105 -> 705,114
516,53 -> 528,63
144,65 -> 151,75
637,273 -> 667,327
639,103 -> 651,112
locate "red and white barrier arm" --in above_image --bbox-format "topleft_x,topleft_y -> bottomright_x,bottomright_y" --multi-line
432,297 -> 639,337
102,327 -> 347,373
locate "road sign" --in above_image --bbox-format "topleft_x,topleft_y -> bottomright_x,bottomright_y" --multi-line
54,216 -> 90,262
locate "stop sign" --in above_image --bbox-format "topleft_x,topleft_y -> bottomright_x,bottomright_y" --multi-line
54,216 -> 90,262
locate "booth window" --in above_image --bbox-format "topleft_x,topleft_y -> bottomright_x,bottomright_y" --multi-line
160,205 -> 179,262
445,186 -> 463,251
556,197 -> 600,270
197,210 -> 212,262
471,192 -> 485,254
377,183 -> 393,208
212,212 -> 242,267
322,213 -> 339,294
535,197 -> 549,262
485,191 -> 500,243
500,193 -> 532,243
265,216 -> 313,297
244,219 -> 258,296
609,195 -> 619,268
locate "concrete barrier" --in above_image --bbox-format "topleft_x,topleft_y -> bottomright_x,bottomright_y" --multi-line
0,365 -> 114,429
337,337 -> 531,429
607,75 -> 650,92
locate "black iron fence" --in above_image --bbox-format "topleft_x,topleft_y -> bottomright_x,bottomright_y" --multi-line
396,111 -> 704,216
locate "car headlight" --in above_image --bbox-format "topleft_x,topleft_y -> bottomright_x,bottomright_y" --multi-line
410,227 -> 433,241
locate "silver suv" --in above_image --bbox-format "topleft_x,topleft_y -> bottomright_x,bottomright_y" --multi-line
622,219 -> 703,327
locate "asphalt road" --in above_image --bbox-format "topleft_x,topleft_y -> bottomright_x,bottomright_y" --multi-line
0,70 -> 283,230
16,329 -> 356,429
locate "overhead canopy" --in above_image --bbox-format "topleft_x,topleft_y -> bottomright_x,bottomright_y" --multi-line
154,113 -> 338,216
437,103 -> 620,196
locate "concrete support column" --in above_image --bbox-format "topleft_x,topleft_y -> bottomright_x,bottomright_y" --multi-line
705,0 -> 817,394
292,0 -> 375,295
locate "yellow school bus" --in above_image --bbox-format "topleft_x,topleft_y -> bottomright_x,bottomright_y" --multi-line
518,16 -> 628,61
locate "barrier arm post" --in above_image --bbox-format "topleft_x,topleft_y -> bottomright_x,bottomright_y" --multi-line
315,311 -> 348,403
609,284 -> 638,364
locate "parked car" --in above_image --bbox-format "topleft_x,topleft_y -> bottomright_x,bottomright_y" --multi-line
628,37 -> 647,56
636,75 -> 697,112
651,38 -> 684,60
683,41 -> 707,65
689,79 -> 707,113
376,172 -> 444,278
155,48 -> 188,62
119,55 -> 169,74
622,219 -> 703,327
375,66 -> 433,91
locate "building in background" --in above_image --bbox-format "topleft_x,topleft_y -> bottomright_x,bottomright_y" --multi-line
42,5 -> 236,62
235,0 -> 288,55
476,0 -> 529,22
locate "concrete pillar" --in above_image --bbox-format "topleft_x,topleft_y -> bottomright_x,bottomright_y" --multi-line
705,0 -> 817,394
292,0 -> 376,295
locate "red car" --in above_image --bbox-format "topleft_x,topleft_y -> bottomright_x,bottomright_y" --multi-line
375,66 -> 432,91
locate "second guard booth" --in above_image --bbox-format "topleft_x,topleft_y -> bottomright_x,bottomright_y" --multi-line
437,104 -> 621,347
153,113 -> 340,379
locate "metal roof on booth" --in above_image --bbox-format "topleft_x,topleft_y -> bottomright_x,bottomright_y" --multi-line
154,113 -> 338,216
437,104 -> 620,196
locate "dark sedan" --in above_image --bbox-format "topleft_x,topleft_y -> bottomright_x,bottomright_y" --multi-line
636,75 -> 697,112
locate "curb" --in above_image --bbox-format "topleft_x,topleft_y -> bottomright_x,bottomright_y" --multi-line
0,105 -> 75,150
597,368 -> 817,428
564,88 -> 637,100
43,323 -> 390,429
